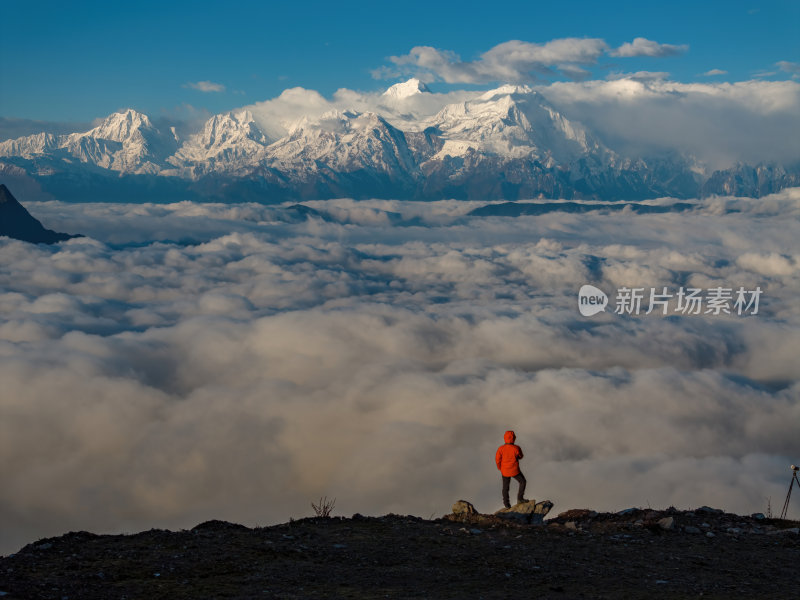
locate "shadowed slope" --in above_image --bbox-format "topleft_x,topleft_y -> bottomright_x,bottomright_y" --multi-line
0,184 -> 79,244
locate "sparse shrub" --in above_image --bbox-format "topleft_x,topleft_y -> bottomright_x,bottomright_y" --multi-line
311,496 -> 336,518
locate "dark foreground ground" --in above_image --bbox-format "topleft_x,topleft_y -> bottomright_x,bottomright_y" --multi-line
1,506 -> 798,600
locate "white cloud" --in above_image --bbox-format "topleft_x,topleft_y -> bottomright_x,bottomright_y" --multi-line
377,37 -> 690,85
1,191 -> 799,554
611,37 -> 689,58
539,78 -> 800,168
702,69 -> 728,76
184,80 -> 226,93
606,71 -> 670,82
380,38 -> 610,84
777,61 -> 800,77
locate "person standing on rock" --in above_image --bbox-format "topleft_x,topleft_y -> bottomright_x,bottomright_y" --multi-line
495,430 -> 527,508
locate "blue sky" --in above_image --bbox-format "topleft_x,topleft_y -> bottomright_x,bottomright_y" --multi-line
1,0 -> 798,123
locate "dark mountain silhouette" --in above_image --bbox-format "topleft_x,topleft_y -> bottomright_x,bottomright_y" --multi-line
0,184 -> 80,244
468,200 -> 696,217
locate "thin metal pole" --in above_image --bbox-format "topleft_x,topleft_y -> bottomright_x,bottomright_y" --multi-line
780,472 -> 798,520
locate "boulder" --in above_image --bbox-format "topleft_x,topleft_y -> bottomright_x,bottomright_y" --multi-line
684,525 -> 701,534
494,500 -> 553,525
451,500 -> 478,516
696,506 -> 724,515
658,517 -> 675,531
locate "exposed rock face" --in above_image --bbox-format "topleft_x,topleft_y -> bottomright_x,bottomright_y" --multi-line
0,184 -> 79,244
494,500 -> 554,525
447,498 -> 553,526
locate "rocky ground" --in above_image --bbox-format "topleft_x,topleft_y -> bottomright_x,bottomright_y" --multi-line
1,503 -> 798,599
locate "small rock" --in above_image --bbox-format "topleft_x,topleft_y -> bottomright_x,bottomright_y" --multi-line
696,506 -> 724,515
452,500 -> 477,516
35,543 -> 53,551
332,543 -> 347,549
767,528 -> 799,536
565,521 -> 577,531
700,522 -> 711,528
726,527 -> 741,535
684,526 -> 701,534
658,517 -> 675,531
469,528 -> 483,535
752,513 -> 766,520
617,508 -> 638,516
706,532 -> 715,538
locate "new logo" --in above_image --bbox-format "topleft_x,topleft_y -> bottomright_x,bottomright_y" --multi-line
578,285 -> 608,316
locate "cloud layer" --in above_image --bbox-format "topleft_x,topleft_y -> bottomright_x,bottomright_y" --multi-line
540,78 -> 800,168
1,190 -> 799,554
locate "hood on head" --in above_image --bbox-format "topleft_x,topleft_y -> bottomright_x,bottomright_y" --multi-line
504,430 -> 516,444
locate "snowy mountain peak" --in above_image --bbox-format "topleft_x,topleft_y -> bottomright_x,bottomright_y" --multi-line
164,109 -> 271,174
424,85 -> 611,164
89,109 -> 155,142
288,109 -> 386,136
383,78 -> 431,99
198,109 -> 267,147
478,84 -> 537,101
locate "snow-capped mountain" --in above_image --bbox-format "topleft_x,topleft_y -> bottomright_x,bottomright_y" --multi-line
382,78 -> 431,99
1,81 -> 797,202
421,85 -> 617,170
0,109 -> 177,175
166,110 -> 269,177
268,110 -> 416,174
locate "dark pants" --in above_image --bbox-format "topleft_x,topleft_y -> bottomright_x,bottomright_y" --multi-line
502,473 -> 527,507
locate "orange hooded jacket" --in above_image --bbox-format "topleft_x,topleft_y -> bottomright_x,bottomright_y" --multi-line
495,430 -> 523,477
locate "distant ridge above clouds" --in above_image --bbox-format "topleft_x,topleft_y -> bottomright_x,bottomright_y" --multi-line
0,184 -> 80,243
1,79 -> 798,203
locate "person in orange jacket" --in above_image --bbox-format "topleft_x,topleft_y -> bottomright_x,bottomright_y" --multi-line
495,430 -> 527,508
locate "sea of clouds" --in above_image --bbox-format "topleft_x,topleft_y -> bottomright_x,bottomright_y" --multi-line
1,190 -> 799,554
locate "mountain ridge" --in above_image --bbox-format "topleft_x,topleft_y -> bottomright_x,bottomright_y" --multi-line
1,81 -> 798,202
